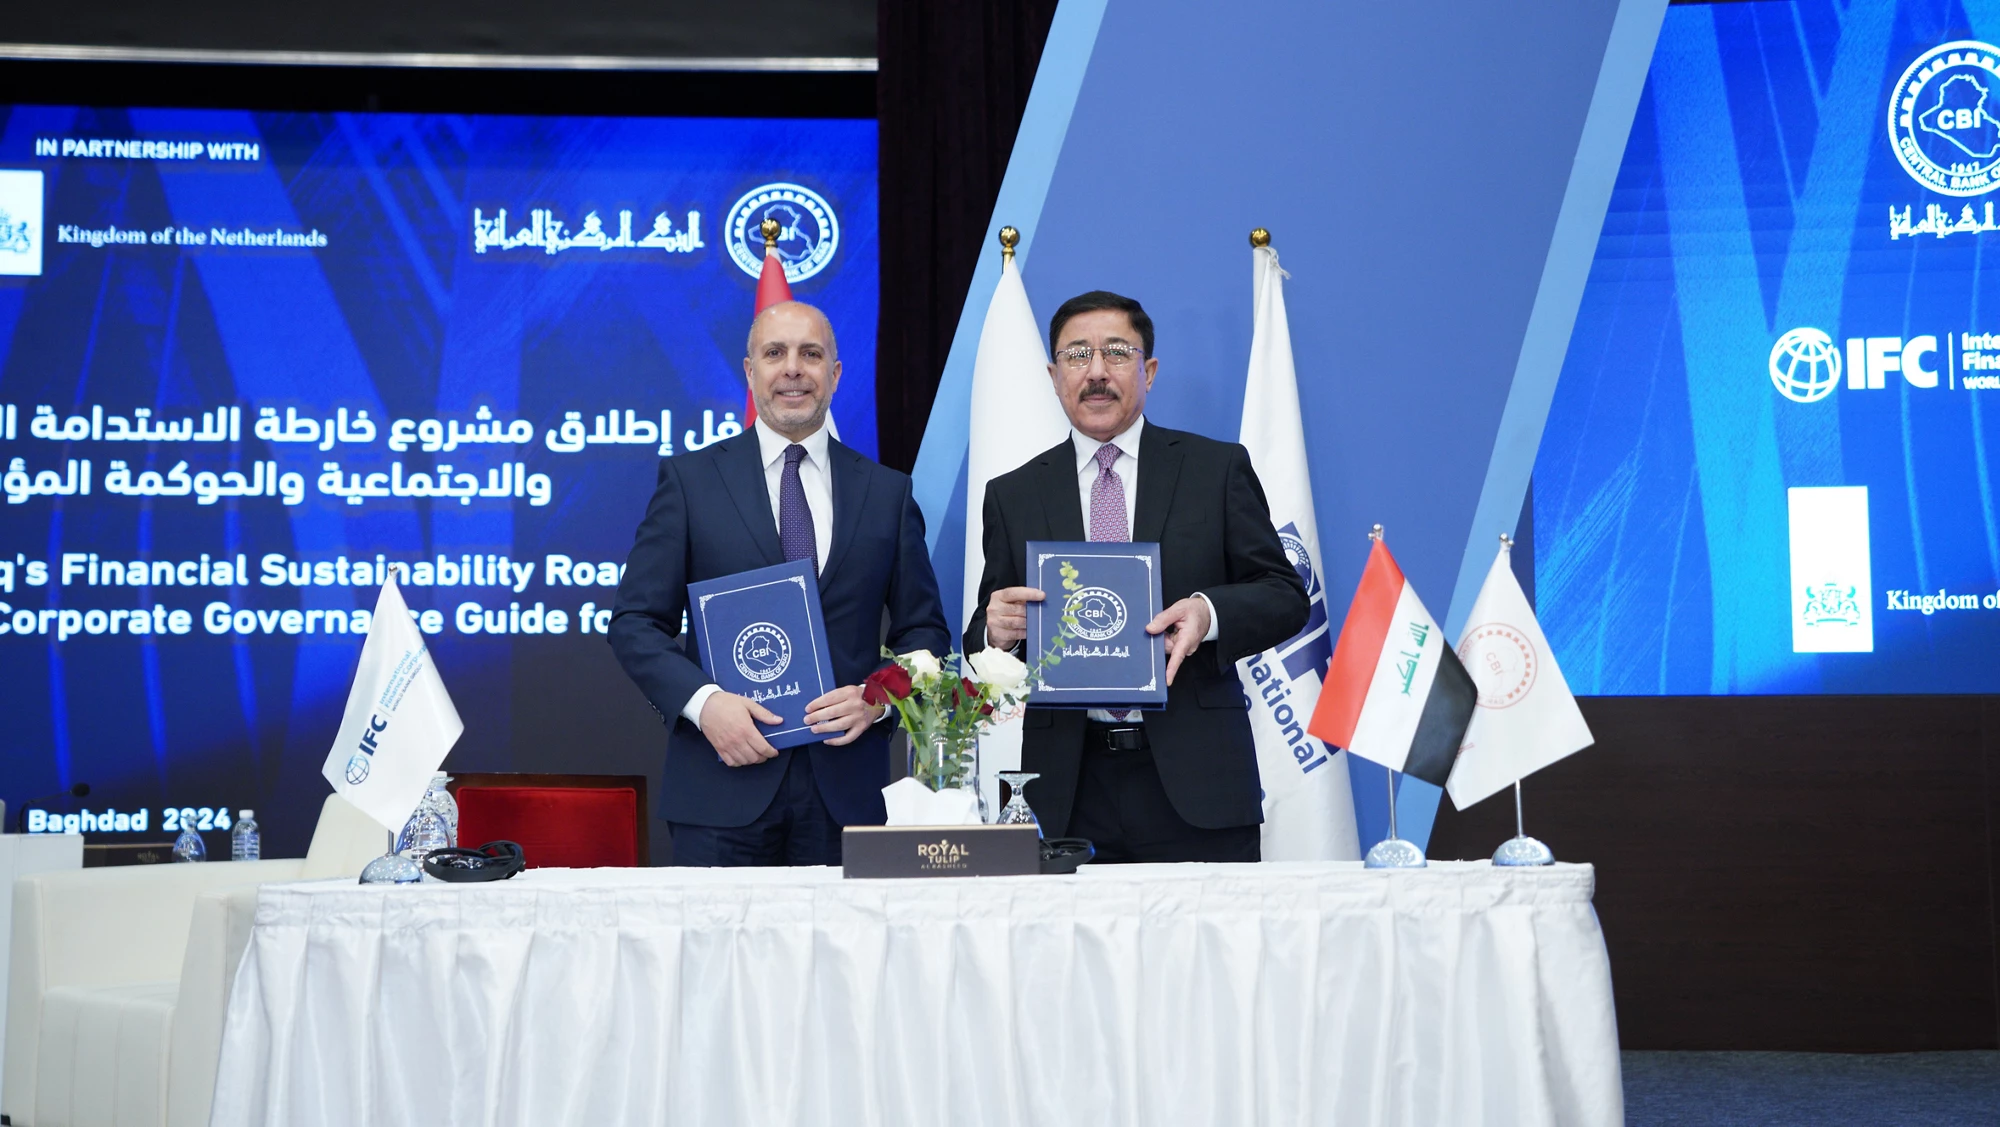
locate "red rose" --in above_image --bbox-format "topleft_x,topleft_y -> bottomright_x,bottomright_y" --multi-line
961,677 -> 994,717
864,664 -> 913,705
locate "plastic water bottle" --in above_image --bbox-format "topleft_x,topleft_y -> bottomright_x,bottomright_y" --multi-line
396,807 -> 450,861
172,820 -> 207,862
425,774 -> 458,847
230,809 -> 261,861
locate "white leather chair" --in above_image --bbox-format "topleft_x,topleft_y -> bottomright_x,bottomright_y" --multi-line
4,794 -> 382,1127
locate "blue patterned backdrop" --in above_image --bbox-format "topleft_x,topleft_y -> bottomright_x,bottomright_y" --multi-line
0,108 -> 876,850
1538,0 -> 2000,694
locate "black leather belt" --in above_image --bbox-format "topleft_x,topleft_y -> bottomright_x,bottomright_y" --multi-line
1085,721 -> 1149,753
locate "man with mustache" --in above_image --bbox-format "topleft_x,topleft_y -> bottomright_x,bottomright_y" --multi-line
612,301 -> 950,865
966,291 -> 1306,862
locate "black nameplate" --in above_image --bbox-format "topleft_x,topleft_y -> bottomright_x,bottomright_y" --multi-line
842,824 -> 1041,878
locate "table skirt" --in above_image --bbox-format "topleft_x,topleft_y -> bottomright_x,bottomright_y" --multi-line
208,861 -> 1621,1126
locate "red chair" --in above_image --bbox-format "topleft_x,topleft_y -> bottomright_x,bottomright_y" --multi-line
445,773 -> 650,868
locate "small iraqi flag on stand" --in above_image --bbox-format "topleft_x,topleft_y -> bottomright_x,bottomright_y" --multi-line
1307,530 -> 1476,787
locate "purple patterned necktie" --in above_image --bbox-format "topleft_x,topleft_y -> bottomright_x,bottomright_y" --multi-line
1087,443 -> 1138,722
1088,443 -> 1127,543
779,444 -> 817,572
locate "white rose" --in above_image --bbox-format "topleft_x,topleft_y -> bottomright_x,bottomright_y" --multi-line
900,649 -> 944,679
966,646 -> 1029,692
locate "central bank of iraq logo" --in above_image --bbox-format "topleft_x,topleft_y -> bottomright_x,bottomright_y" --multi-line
732,622 -> 793,683
725,183 -> 839,284
1801,582 -> 1862,628
1064,587 -> 1128,642
1891,41 -> 2000,196
1457,623 -> 1538,710
1769,327 -> 1841,403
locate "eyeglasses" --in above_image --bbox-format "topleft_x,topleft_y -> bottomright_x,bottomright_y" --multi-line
1055,344 -> 1144,370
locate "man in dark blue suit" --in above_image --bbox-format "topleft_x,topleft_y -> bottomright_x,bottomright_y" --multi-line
610,301 -> 949,865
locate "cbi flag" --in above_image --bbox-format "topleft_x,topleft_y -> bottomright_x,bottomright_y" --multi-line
1445,543 -> 1594,808
1236,239 -> 1360,860
1307,536 -> 1475,787
320,579 -> 463,831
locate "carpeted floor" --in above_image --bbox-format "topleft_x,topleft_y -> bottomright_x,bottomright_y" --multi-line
1622,1051 -> 2000,1126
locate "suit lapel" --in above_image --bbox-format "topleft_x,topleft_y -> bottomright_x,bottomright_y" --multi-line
819,439 -> 872,587
1036,439 -> 1087,541
1132,425 -> 1183,544
717,432 -> 783,566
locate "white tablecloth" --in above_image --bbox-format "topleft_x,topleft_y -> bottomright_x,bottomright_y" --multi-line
209,862 -> 1621,1127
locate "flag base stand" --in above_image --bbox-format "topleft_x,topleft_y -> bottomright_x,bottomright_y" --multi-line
1491,781 -> 1554,866
1492,835 -> 1555,866
1365,767 -> 1427,868
358,852 -> 422,885
1365,837 -> 1427,868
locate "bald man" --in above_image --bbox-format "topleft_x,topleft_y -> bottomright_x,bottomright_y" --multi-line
611,302 -> 949,865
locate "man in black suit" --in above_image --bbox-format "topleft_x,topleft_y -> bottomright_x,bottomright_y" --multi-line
966,291 -> 1306,863
611,301 -> 949,866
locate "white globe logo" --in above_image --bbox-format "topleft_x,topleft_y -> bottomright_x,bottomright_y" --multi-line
1769,327 -> 1841,403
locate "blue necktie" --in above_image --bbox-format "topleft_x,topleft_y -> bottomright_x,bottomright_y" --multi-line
779,444 -> 817,572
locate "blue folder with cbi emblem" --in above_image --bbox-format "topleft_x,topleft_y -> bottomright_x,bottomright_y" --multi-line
687,558 -> 838,749
1024,540 -> 1168,708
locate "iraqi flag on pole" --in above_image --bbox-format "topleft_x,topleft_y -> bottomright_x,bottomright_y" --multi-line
1445,541 -> 1594,808
320,579 -> 464,831
1306,535 -> 1475,787
1235,237 -> 1359,861
964,235 -> 1068,811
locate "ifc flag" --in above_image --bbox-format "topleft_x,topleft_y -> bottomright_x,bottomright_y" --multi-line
1235,240 -> 1359,861
320,579 -> 464,831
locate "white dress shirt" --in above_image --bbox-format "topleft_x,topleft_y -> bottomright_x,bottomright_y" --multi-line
1067,417 -> 1219,723
682,418 -> 836,730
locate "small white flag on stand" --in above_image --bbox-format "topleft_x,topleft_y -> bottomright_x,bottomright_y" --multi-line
321,579 -> 463,831
1446,541 -> 1593,809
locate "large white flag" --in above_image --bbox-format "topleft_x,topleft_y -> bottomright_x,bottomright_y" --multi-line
964,250 -> 1067,623
964,249 -> 1069,808
321,579 -> 463,831
1237,243 -> 1360,861
1446,543 -> 1594,809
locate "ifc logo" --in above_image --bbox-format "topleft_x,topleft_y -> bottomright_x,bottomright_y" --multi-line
1769,327 -> 1841,403
1279,528 -> 1320,599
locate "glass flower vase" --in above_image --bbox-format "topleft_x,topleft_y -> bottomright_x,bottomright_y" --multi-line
909,732 -> 987,823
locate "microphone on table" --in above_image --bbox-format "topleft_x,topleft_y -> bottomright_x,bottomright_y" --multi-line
13,782 -> 90,833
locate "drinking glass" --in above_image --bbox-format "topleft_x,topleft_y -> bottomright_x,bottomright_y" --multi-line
997,772 -> 1041,835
